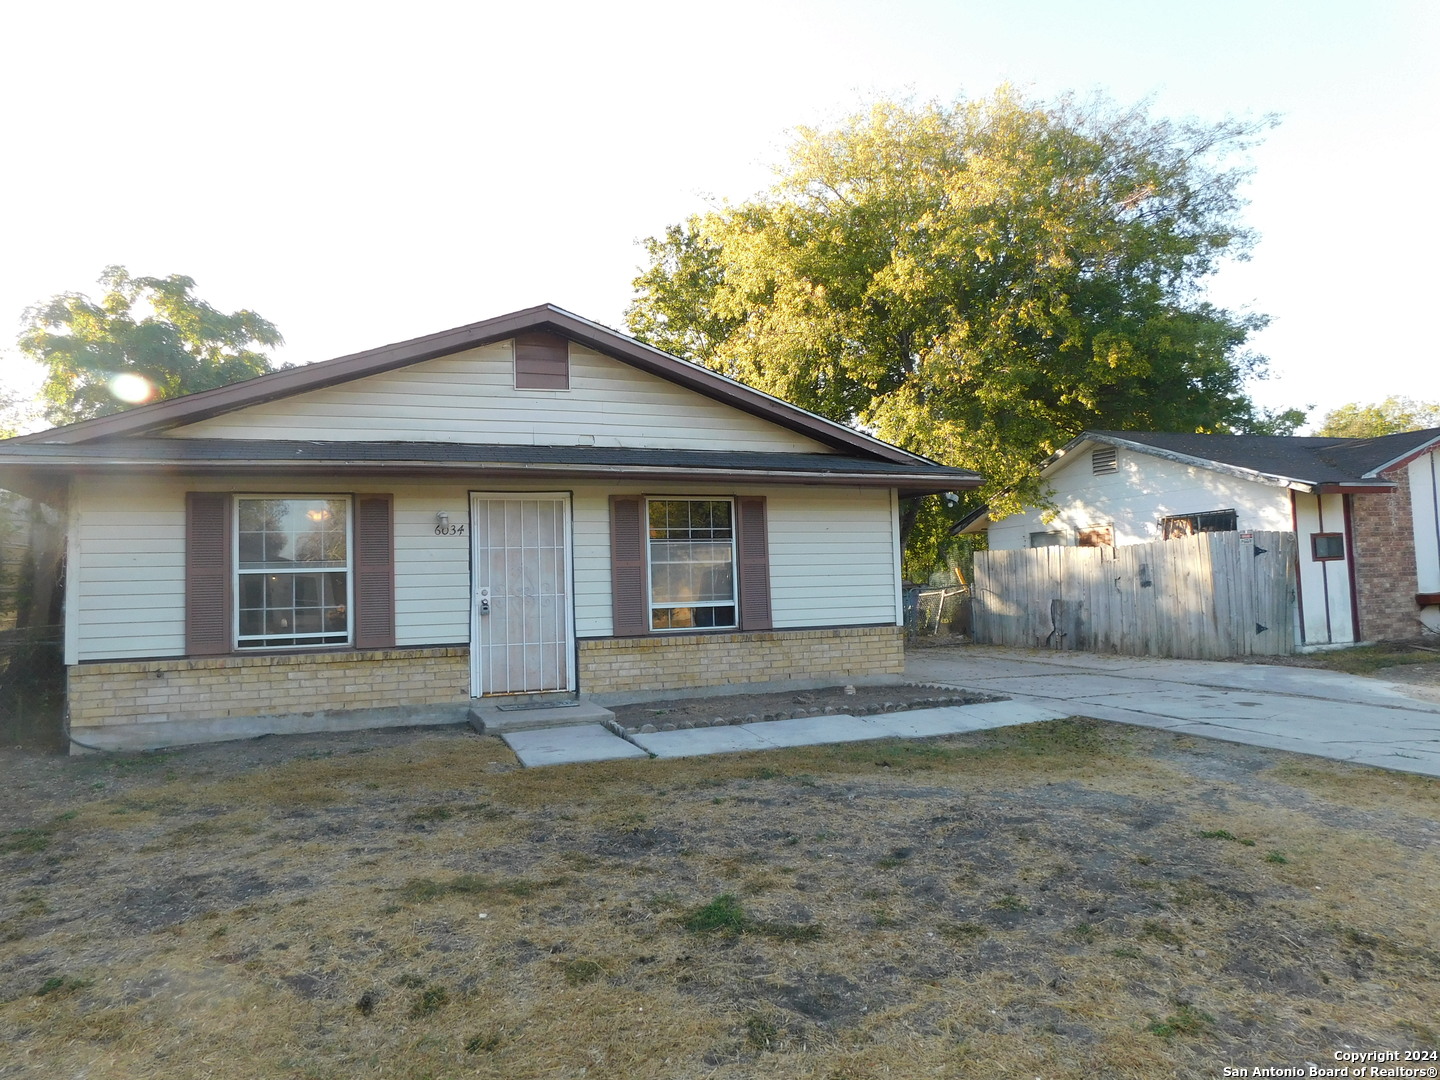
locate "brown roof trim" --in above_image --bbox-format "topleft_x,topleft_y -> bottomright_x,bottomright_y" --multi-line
1313,482 -> 1396,494
16,304 -> 927,465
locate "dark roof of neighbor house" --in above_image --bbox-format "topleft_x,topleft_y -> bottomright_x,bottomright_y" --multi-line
7,303 -> 930,467
953,426 -> 1440,534
0,439 -> 981,499
1083,428 -> 1440,486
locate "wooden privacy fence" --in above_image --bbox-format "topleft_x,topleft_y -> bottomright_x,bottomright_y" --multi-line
973,531 -> 1297,659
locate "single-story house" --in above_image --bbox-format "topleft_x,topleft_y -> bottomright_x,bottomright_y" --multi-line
0,304 -> 980,752
956,429 -> 1440,647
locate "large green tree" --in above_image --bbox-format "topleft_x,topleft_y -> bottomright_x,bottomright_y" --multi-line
629,91 -> 1298,556
1316,397 -> 1440,438
19,265 -> 283,426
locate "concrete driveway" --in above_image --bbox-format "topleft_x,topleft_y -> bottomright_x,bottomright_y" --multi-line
907,646 -> 1440,778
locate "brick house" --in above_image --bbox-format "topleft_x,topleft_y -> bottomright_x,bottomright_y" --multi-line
957,429 -> 1440,647
0,305 -> 978,752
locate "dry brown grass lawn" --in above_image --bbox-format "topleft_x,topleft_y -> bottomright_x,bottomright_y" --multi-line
2,718 -> 1438,1079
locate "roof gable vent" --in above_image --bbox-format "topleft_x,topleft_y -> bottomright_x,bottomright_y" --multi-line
1092,446 -> 1118,475
514,332 -> 570,390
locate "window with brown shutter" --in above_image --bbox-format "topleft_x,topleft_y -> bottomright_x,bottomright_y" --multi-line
514,332 -> 570,390
646,498 -> 737,630
187,492 -> 395,654
736,496 -> 772,630
609,494 -> 771,636
354,494 -> 395,649
236,497 -> 350,648
609,495 -> 648,636
186,492 -> 232,656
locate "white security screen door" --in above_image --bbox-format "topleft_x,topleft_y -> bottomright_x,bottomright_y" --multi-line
470,493 -> 574,696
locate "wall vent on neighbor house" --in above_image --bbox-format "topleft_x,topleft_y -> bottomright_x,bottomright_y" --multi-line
1092,446 -> 1118,475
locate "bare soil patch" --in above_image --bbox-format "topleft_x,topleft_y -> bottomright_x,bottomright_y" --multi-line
608,683 -> 999,733
2,719 -> 1438,1079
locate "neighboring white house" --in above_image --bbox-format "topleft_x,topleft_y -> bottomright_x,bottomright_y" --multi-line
0,305 -> 980,752
958,429 -> 1440,647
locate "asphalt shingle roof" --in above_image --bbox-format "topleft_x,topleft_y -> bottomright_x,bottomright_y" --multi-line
0,438 -> 975,477
1087,428 -> 1440,485
0,439 -> 981,498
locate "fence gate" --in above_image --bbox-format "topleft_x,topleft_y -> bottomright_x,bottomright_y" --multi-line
973,531 -> 1297,659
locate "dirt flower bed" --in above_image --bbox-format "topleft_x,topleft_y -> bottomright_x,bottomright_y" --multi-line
607,683 -> 1001,734
2,719 -> 1439,1079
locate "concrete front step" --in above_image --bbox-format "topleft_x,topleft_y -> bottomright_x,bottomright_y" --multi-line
469,698 -> 615,734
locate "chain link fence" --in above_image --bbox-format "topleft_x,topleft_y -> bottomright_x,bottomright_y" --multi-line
904,585 -> 973,640
0,624 -> 65,749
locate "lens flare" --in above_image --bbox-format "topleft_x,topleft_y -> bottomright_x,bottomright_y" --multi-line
109,373 -> 155,404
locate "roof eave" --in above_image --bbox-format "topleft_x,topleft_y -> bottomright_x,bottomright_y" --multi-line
1313,481 -> 1396,494
0,457 -> 981,494
950,505 -> 993,534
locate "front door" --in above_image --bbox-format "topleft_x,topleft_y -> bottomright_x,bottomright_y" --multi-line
470,492 -> 575,696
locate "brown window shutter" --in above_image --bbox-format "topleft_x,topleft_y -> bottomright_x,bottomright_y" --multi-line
610,495 -> 648,636
354,494 -> 395,649
514,332 -> 570,389
736,496 -> 773,631
186,492 -> 232,656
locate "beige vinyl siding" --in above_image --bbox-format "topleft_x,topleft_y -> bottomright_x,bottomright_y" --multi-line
165,343 -> 835,454
72,478 -> 187,660
73,476 -> 481,661
571,489 -> 615,637
393,494 -> 471,645
767,487 -> 898,628
70,476 -> 899,662
570,483 -> 899,636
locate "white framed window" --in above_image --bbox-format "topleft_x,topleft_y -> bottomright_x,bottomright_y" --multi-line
646,498 -> 737,631
235,496 -> 352,649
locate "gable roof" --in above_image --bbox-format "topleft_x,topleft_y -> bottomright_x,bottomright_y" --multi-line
12,303 -> 925,465
954,426 -> 1440,534
1082,428 -> 1440,487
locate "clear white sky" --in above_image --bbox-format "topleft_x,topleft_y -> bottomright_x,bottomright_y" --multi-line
1,0 -> 1436,428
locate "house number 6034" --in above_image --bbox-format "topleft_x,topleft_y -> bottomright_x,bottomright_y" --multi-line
434,524 -> 467,536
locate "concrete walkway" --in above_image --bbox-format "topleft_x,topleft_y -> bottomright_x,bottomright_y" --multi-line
500,646 -> 1440,777
907,646 -> 1440,777
500,699 -> 1067,768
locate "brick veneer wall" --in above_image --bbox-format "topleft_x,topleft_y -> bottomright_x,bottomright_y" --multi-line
578,625 -> 905,695
68,646 -> 470,734
67,627 -> 905,747
1349,468 -> 1421,641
